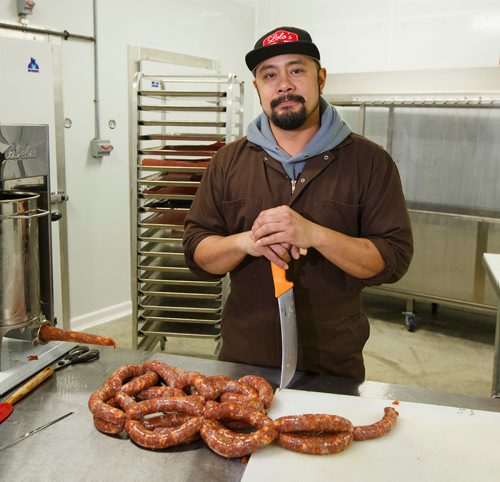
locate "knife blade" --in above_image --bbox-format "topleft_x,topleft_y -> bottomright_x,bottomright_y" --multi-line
271,263 -> 298,389
0,411 -> 74,452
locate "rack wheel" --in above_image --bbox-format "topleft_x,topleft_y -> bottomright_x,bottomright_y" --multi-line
405,313 -> 416,332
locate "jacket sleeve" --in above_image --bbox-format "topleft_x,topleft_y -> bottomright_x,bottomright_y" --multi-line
183,152 -> 228,280
354,149 -> 413,286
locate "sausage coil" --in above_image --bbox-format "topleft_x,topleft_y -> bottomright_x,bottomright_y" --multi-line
274,414 -> 354,455
200,401 -> 278,458
200,420 -> 278,458
88,361 -> 399,457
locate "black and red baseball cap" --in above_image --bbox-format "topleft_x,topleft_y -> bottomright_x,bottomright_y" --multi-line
245,26 -> 321,72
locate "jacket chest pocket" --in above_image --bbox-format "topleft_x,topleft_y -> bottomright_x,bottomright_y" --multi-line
310,200 -> 361,237
221,198 -> 263,233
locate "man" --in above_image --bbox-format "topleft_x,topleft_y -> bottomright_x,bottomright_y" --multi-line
183,26 -> 413,380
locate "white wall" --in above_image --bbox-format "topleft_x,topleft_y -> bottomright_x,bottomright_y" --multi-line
0,0 -> 256,329
255,0 -> 500,73
2,0 -> 499,333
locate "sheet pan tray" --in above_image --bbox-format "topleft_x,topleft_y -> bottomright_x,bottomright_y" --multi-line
141,311 -> 221,325
139,272 -> 221,287
140,285 -> 221,299
139,211 -> 187,228
139,296 -> 222,313
140,319 -> 221,337
138,256 -> 189,270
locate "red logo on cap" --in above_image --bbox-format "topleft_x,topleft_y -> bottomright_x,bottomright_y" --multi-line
264,30 -> 299,46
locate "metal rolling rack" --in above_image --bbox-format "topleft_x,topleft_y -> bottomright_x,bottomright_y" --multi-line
130,73 -> 244,350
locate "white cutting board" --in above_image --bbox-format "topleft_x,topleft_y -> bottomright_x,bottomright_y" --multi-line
242,389 -> 500,482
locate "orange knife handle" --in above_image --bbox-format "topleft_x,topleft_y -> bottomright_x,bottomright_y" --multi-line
271,262 -> 294,298
4,366 -> 55,405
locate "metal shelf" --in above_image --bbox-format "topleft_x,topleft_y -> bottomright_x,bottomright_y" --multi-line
130,72 -> 243,350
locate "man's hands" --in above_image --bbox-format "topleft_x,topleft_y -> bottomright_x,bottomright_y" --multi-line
193,205 -> 384,278
193,207 -> 305,274
250,205 -> 312,269
250,204 -> 385,278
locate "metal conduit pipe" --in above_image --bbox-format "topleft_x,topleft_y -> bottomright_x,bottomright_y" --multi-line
0,21 -> 94,42
92,0 -> 100,139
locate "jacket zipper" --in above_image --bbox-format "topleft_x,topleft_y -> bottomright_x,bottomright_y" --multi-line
290,178 -> 297,193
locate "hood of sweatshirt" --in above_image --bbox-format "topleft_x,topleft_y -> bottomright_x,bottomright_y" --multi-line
246,96 -> 352,179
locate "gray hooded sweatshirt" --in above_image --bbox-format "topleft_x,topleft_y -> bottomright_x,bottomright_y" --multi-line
246,97 -> 352,180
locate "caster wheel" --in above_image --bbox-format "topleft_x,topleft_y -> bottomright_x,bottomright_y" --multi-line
405,314 -> 416,332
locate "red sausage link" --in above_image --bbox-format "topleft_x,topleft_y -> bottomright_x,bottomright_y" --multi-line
218,393 -> 264,413
115,391 -> 137,411
172,371 -> 216,400
125,396 -> 206,420
93,415 -> 124,435
102,364 -> 145,392
136,386 -> 185,400
38,324 -> 116,348
274,414 -> 353,434
277,431 -> 354,455
120,371 -> 158,396
274,414 -> 355,455
207,375 -> 258,401
353,407 -> 399,441
206,375 -> 232,388
142,413 -> 193,430
238,375 -> 274,410
126,416 -> 203,449
88,384 -> 115,412
142,413 -> 201,443
142,360 -> 179,386
88,387 -> 126,425
205,401 -> 274,428
200,420 -> 278,458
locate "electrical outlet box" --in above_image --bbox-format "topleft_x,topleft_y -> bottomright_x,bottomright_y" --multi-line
90,138 -> 113,158
18,0 -> 35,17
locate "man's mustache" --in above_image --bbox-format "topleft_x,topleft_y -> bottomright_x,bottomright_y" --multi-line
270,94 -> 305,109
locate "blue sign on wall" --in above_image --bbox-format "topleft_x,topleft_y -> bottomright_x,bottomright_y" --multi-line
28,57 -> 39,73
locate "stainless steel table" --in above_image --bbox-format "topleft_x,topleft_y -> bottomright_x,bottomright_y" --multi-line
484,253 -> 500,397
1,347 -> 499,481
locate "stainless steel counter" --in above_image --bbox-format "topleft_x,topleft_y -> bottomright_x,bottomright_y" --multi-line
484,253 -> 500,397
1,346 -> 499,481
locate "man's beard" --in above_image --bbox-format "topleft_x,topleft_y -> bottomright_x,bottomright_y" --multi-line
270,94 -> 307,130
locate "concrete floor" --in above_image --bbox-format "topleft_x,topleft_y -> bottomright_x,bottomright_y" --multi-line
84,294 -> 496,398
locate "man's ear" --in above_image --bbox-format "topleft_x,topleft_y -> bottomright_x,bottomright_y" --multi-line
318,67 -> 327,94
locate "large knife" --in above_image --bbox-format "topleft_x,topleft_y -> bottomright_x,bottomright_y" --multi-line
271,263 -> 298,389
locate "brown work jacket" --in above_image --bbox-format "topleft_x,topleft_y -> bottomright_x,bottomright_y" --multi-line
183,134 -> 413,380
